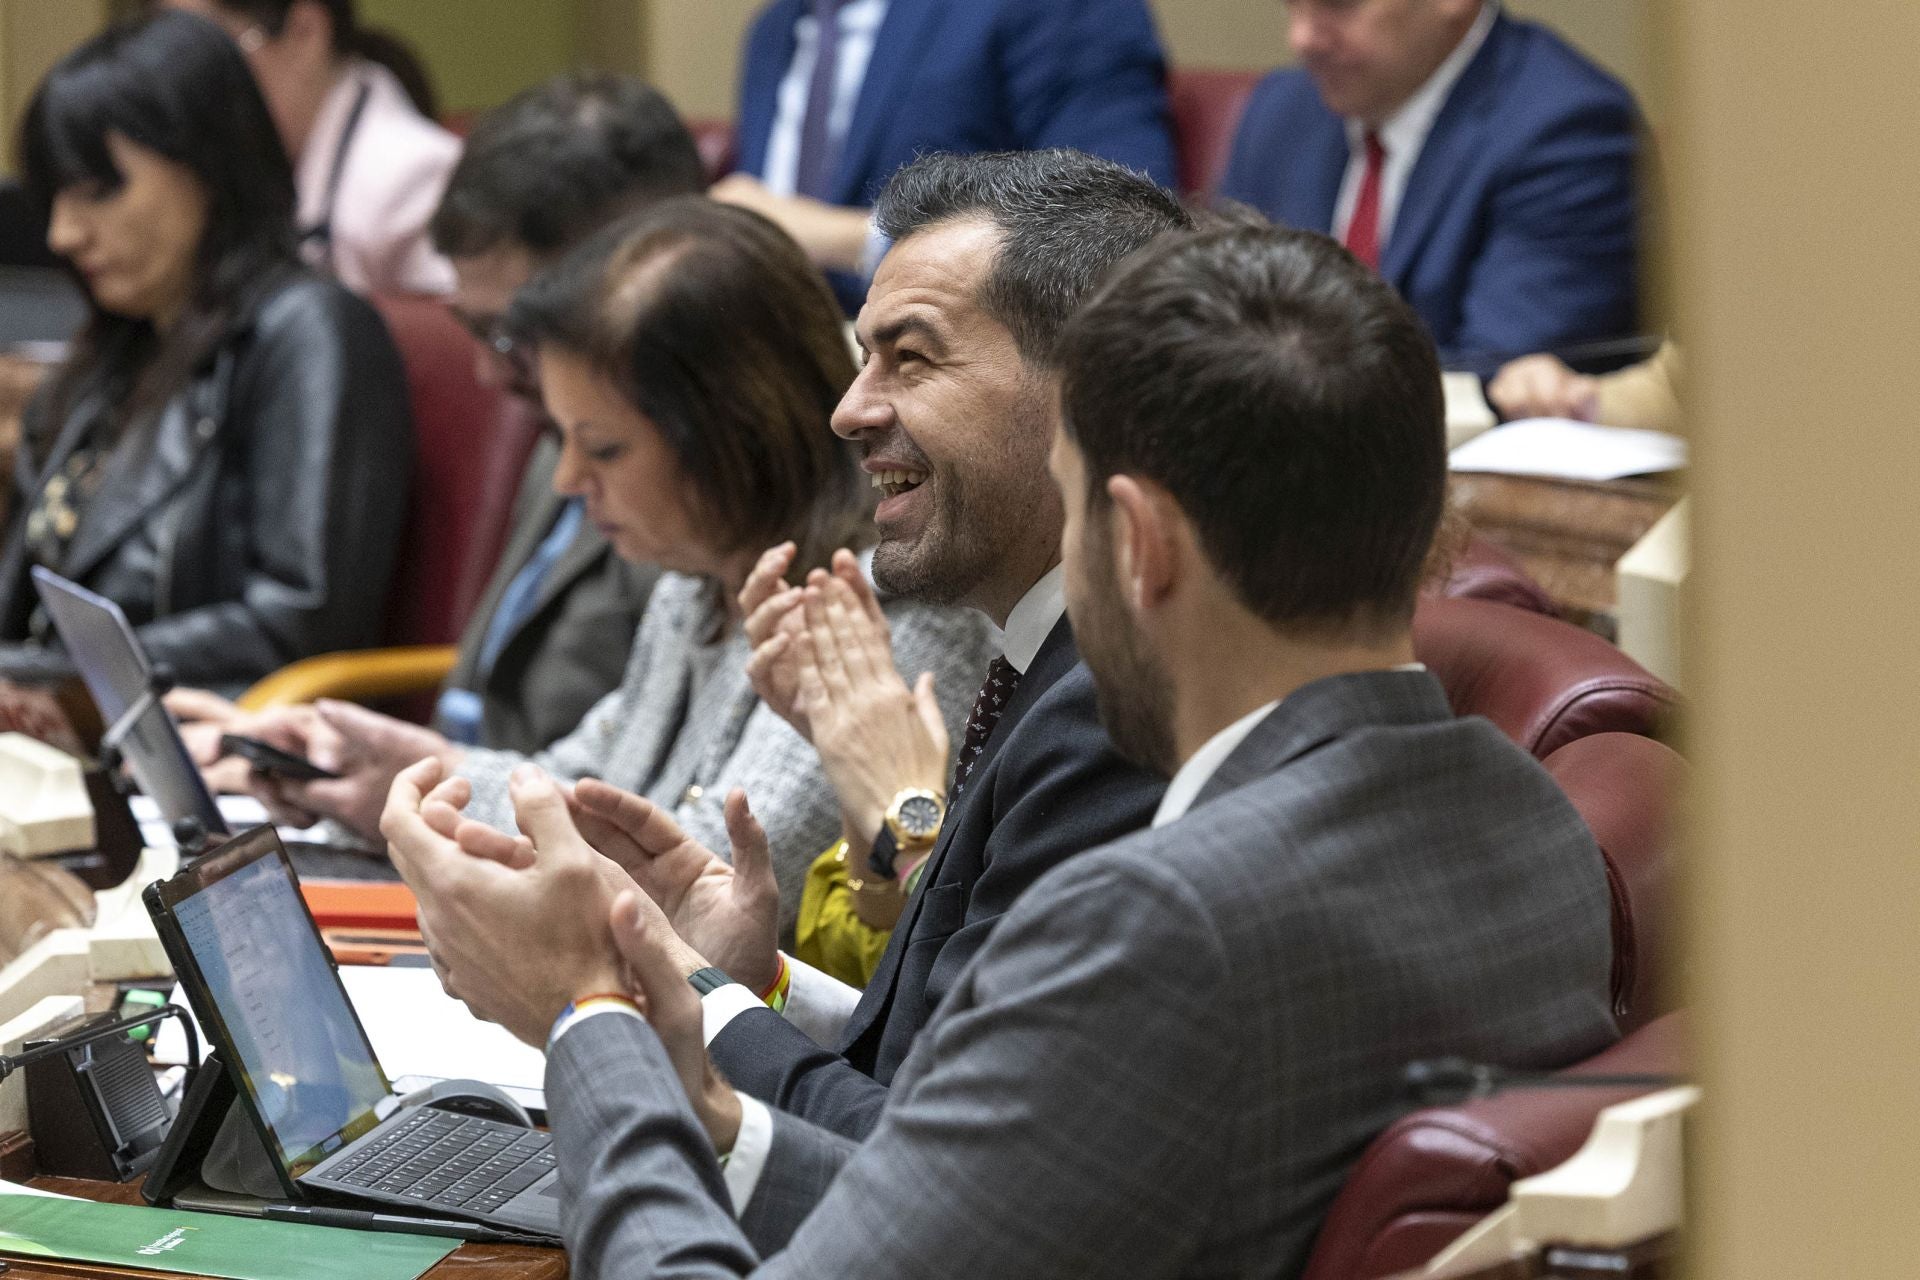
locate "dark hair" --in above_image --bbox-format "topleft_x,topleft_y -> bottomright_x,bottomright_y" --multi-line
353,26 -> 438,118
1059,226 -> 1447,635
198,0 -> 358,56
511,197 -> 867,578
431,73 -> 705,260
18,10 -> 297,445
872,149 -> 1192,368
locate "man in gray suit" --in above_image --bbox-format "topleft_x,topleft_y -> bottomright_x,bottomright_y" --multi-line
382,222 -> 1617,1277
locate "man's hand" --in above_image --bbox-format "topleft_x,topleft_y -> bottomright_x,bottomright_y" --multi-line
608,890 -> 744,1154
709,173 -> 871,273
793,563 -> 950,852
569,779 -> 781,993
248,699 -> 459,837
381,759 -> 628,1047
1487,354 -> 1599,422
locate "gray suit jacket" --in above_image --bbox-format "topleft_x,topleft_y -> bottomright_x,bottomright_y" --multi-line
547,669 -> 1617,1278
439,435 -> 657,755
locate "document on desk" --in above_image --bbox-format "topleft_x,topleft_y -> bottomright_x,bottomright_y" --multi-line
1448,417 -> 1688,481
156,965 -> 548,1109
0,1192 -> 456,1279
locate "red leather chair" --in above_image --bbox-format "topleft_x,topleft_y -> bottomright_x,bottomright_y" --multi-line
1439,534 -> 1557,617
1544,734 -> 1684,1034
1413,597 -> 1679,759
239,294 -> 543,712
1167,68 -> 1265,198
1299,1012 -> 1687,1280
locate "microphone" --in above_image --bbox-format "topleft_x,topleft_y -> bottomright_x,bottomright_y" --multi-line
1442,333 -> 1667,376
1404,1057 -> 1684,1108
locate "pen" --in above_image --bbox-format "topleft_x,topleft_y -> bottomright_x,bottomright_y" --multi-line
260,1202 -> 551,1245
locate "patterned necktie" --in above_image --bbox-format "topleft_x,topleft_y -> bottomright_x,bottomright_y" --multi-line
1344,130 -> 1387,269
793,0 -> 848,200
950,656 -> 1021,801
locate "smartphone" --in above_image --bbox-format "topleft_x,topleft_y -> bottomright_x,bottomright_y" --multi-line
219,733 -> 341,782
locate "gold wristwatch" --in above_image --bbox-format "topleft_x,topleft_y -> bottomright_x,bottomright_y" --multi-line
870,787 -> 946,878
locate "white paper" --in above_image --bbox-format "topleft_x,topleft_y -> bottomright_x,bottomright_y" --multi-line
154,966 -> 548,1101
128,794 -> 332,850
1448,417 -> 1687,481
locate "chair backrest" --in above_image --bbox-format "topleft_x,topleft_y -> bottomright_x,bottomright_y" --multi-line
368,294 -> 544,649
1167,67 -> 1265,197
1299,1012 -> 1687,1280
1439,534 -> 1558,617
1544,733 -> 1685,1034
1413,596 -> 1679,758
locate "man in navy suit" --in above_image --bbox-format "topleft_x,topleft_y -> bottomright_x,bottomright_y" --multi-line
1222,0 -> 1641,373
713,0 -> 1176,310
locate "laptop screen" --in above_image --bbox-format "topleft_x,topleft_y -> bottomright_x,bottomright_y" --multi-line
29,567 -> 229,841
159,827 -> 391,1177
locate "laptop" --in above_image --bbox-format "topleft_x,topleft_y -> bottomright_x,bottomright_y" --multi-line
31,566 -> 228,846
30,566 -> 396,876
143,824 -> 563,1237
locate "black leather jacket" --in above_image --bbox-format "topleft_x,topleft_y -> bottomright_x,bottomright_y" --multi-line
0,271 -> 413,693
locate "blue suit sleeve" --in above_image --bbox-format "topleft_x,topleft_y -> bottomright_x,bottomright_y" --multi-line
1004,0 -> 1177,187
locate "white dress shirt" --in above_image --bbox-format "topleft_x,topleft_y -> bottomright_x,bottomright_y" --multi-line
760,0 -> 891,198
1331,1 -> 1498,251
692,564 -> 1068,1215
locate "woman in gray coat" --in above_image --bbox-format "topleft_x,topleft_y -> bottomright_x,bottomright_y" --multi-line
242,198 -> 994,931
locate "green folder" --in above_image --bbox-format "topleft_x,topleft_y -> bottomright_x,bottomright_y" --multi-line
0,1192 -> 459,1280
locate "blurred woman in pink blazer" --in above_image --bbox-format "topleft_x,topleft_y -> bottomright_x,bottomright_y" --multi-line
164,0 -> 459,296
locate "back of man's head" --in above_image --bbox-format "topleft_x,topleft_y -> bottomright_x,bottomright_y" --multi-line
1060,225 -> 1447,636
430,72 -> 705,260
873,149 -> 1192,368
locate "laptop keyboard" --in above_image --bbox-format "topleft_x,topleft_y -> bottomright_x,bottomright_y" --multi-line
324,1108 -> 555,1215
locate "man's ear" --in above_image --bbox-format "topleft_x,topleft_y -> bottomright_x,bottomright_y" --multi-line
1106,475 -> 1180,614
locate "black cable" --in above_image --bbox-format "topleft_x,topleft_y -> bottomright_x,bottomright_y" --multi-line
0,1003 -> 198,1080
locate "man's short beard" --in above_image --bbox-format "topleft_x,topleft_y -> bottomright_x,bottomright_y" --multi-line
1074,526 -> 1178,777
870,487 -> 997,606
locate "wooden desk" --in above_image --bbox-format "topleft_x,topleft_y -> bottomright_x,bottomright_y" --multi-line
1450,472 -> 1682,638
0,1131 -> 567,1280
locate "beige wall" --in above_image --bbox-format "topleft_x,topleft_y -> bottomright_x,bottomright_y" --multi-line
637,0 -> 1661,128
1674,0 -> 1920,1273
0,0 -> 113,173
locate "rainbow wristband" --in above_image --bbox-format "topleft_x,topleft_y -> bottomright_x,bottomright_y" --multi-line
548,992 -> 642,1050
757,954 -> 792,1015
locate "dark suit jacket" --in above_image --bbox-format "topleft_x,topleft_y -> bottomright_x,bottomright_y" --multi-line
548,669 -> 1619,1276
737,0 -> 1178,309
0,270 -> 411,692
1221,12 -> 1641,374
707,616 -> 1165,1139
439,435 -> 656,755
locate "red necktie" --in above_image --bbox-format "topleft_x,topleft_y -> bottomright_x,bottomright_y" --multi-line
1344,131 -> 1386,270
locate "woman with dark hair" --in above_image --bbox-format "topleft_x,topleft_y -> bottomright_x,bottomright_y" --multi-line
241,197 -> 995,931
0,10 -> 412,692
163,0 -> 460,295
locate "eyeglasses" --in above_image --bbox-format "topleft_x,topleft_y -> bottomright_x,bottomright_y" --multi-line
451,307 -> 541,398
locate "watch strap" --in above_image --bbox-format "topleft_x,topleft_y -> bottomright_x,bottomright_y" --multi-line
687,966 -> 733,996
868,825 -> 901,879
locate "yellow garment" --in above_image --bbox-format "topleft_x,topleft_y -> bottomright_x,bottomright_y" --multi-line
794,843 -> 893,988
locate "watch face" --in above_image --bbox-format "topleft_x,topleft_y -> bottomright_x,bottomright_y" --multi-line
897,794 -> 943,840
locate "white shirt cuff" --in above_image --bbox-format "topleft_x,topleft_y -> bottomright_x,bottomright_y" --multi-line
783,955 -> 862,1047
548,999 -> 644,1051
700,981 -> 767,1046
722,1093 -> 774,1218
